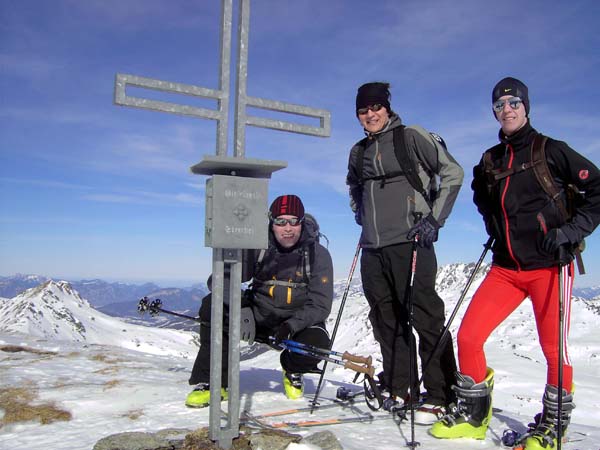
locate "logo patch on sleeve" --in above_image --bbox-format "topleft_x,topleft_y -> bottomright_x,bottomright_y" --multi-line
579,169 -> 589,180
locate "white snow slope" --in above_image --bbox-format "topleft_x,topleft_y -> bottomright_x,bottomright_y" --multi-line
1,269 -> 599,450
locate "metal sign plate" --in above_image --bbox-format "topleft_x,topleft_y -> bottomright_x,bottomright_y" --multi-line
205,175 -> 268,249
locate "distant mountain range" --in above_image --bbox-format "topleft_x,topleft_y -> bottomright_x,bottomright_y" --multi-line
1,266 -> 597,336
0,274 -> 210,331
0,280 -> 199,358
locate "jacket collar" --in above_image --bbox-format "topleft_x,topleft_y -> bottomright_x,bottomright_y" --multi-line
363,113 -> 402,138
498,121 -> 538,150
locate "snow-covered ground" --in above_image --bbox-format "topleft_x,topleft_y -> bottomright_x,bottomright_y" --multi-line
1,269 -> 599,449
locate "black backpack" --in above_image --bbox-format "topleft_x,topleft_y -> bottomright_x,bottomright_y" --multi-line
355,125 -> 445,209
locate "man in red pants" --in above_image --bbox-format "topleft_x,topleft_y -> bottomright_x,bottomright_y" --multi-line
430,77 -> 600,449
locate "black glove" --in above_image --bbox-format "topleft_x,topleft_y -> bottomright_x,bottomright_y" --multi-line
350,196 -> 362,226
274,322 -> 292,346
484,215 -> 501,238
407,214 -> 440,248
542,228 -> 570,255
240,307 -> 255,344
354,208 -> 362,226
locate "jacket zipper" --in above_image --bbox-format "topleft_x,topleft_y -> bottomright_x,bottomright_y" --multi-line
500,144 -> 521,271
370,137 -> 381,247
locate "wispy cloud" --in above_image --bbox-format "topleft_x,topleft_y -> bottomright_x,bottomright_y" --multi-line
83,189 -> 202,207
0,54 -> 59,80
0,177 -> 93,191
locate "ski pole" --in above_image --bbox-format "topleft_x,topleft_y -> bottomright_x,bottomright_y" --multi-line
137,297 -> 206,323
557,246 -> 569,450
405,230 -> 420,450
310,241 -> 361,412
276,339 -> 375,377
281,339 -> 372,366
416,236 -> 494,388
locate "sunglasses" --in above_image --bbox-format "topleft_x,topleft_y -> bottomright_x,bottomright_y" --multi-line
357,103 -> 384,115
272,217 -> 303,227
493,97 -> 523,113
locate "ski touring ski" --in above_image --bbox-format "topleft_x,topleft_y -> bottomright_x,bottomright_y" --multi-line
240,387 -> 427,431
241,409 -> 395,429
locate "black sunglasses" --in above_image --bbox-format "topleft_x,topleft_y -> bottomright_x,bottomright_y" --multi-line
357,103 -> 384,115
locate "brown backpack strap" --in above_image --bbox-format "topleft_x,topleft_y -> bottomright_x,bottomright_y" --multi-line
531,134 -> 585,274
531,134 -> 569,221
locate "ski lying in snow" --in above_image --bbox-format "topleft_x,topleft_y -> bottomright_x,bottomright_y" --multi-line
240,389 -> 367,424
241,399 -> 358,422
242,410 -> 394,429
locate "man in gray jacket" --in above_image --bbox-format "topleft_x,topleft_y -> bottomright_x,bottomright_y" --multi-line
347,82 -> 463,424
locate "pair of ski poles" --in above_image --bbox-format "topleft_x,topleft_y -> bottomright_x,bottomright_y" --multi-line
274,338 -> 375,378
309,234 -> 494,448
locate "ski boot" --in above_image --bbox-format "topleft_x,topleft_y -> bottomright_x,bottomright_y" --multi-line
429,367 -> 494,440
185,383 -> 228,408
519,384 -> 574,449
283,371 -> 304,400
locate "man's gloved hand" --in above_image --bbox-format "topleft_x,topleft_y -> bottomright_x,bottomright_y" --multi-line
354,208 -> 362,226
407,214 -> 440,248
542,228 -> 570,255
240,307 -> 255,344
542,228 -> 575,264
484,215 -> 500,238
274,322 -> 292,346
350,197 -> 362,226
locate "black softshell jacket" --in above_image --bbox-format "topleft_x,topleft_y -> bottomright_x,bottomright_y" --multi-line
472,122 -> 600,270
247,227 -> 333,334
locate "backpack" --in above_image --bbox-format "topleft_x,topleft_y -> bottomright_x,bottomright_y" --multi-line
253,213 -> 326,288
355,125 -> 445,209
482,133 -> 585,273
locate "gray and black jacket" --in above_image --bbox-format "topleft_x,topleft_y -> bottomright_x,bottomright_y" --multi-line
246,225 -> 333,334
346,114 -> 464,249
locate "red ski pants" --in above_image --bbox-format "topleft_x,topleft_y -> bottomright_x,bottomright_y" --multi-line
457,264 -> 574,391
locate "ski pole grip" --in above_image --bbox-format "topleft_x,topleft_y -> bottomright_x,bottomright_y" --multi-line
342,351 -> 372,366
344,361 -> 375,377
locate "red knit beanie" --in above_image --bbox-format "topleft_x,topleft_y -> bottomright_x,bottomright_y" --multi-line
269,194 -> 305,219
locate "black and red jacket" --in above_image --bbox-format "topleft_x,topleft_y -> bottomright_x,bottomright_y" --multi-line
472,122 -> 600,270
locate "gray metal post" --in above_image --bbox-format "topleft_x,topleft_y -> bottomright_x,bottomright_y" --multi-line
114,0 -> 330,447
208,249 -> 225,440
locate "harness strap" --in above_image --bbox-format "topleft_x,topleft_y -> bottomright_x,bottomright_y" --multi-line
256,279 -> 308,289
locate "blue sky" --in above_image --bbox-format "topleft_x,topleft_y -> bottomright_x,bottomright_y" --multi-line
1,0 -> 599,287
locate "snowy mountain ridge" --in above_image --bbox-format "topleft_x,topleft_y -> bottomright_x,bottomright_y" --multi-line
1,266 -> 599,449
0,280 -> 198,359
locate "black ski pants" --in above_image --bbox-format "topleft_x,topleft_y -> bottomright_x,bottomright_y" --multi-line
360,242 -> 457,406
189,293 -> 329,387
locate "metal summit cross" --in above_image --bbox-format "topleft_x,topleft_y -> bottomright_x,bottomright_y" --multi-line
113,0 -> 330,448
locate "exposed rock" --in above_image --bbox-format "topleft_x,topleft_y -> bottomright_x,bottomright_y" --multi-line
246,426 -> 301,450
92,426 -> 320,450
301,430 -> 343,450
93,428 -> 191,450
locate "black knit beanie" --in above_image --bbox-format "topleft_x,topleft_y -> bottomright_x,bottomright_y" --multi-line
492,77 -> 530,116
356,82 -> 391,115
